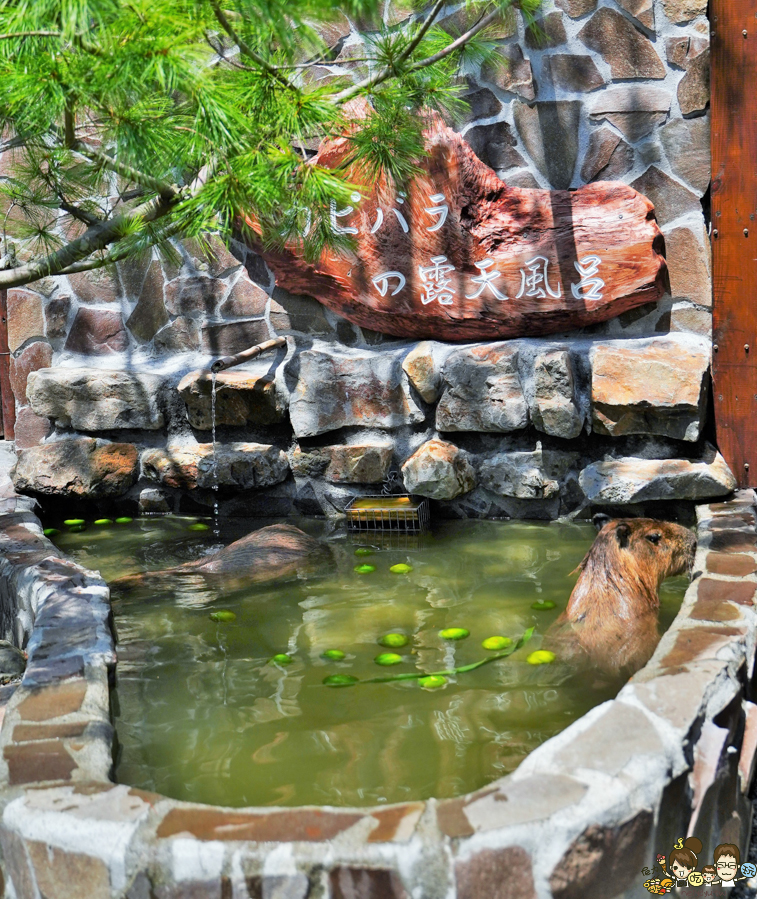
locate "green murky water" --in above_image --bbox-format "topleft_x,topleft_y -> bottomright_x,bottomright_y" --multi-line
48,517 -> 689,808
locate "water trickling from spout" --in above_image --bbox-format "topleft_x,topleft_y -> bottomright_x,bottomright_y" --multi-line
211,371 -> 220,537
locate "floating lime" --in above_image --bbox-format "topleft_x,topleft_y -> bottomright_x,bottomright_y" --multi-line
323,674 -> 359,686
482,636 -> 513,651
63,519 -> 85,528
419,675 -> 447,689
531,600 -> 556,611
94,518 -> 113,526
188,522 -> 209,531
354,564 -> 376,574
321,649 -> 346,661
68,524 -> 86,532
378,633 -> 409,648
115,516 -> 133,525
43,528 -> 59,538
439,627 -> 470,641
375,652 -> 403,666
527,650 -> 556,665
209,610 -> 236,622
389,563 -> 413,574
270,653 -> 293,665
354,547 -> 373,556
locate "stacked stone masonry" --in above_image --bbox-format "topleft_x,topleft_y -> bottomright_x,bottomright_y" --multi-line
0,0 -> 713,517
0,464 -> 754,897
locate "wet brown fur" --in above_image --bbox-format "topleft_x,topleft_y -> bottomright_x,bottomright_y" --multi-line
112,523 -> 328,590
545,518 -> 696,676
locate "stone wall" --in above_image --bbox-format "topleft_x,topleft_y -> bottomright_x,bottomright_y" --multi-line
1,0 -> 717,516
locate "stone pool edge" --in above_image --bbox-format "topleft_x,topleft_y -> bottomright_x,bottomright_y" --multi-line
0,495 -> 753,898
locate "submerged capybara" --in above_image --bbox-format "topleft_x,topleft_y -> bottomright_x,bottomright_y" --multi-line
112,523 -> 329,589
545,517 -> 696,676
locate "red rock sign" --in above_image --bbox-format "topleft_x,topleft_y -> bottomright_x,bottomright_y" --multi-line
247,114 -> 667,341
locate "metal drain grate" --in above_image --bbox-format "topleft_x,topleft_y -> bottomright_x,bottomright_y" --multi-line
345,495 -> 430,532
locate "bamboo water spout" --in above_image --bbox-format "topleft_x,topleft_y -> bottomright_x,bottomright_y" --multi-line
211,336 -> 287,373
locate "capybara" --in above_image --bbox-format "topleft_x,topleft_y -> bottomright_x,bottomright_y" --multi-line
545,517 -> 696,676
112,523 -> 329,590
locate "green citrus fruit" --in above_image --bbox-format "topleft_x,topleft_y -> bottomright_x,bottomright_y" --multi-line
531,600 -> 556,611
63,519 -> 85,527
439,627 -> 470,641
43,528 -> 59,537
321,649 -> 346,661
94,519 -> 113,526
527,650 -> 556,665
209,610 -> 236,622
389,563 -> 413,574
115,516 -> 133,525
375,652 -> 403,666
188,522 -> 209,531
482,636 -> 512,651
354,564 -> 376,574
354,547 -> 373,556
419,675 -> 447,689
378,633 -> 409,648
323,674 -> 359,686
271,653 -> 293,665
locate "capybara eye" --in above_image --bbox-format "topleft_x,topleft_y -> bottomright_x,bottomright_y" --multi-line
646,533 -> 661,545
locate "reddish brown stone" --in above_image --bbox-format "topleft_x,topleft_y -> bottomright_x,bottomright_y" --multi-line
436,797 -> 475,837
164,276 -> 225,316
90,443 -> 139,494
12,721 -> 87,742
578,8 -> 665,79
44,294 -> 71,339
705,553 -> 757,576
709,514 -> 756,529
660,626 -> 743,669
67,268 -> 119,304
219,276 -> 268,317
630,167 -> 701,228
126,260 -> 169,342
9,341 -> 53,404
248,106 -> 667,342
695,577 -> 756,607
7,289 -> 45,352
16,679 -> 87,722
13,406 -> 52,449
64,308 -> 129,355
548,812 -> 653,899
201,319 -> 270,355
4,740 -> 77,784
666,34 -> 708,68
678,49 -> 709,116
367,803 -> 424,842
26,841 -> 110,899
153,880 -> 232,899
330,867 -> 407,899
154,317 -> 201,352
118,253 -> 153,300
156,807 -> 363,842
542,54 -> 605,93
14,439 -> 138,499
456,847 -> 536,899
663,223 -> 711,307
710,531 -> 757,553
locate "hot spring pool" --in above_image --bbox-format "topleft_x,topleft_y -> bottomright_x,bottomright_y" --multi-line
46,516 -> 689,808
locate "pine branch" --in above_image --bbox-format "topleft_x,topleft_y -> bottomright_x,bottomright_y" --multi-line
73,143 -> 179,201
406,5 -> 508,74
59,200 -> 102,227
0,31 -> 60,41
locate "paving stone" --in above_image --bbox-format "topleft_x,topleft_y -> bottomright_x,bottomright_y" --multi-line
710,531 -> 757,553
4,739 -> 78,784
589,86 -> 671,141
164,276 -> 226,316
661,625 -> 746,673
663,222 -> 711,306
154,317 -> 201,352
591,338 -> 709,440
693,577 -> 757,619
460,775 -> 588,831
549,812 -> 653,899
705,553 -> 757,576
666,34 -> 709,68
156,807 -> 363,841
579,453 -> 735,503
245,874 -> 309,899
401,439 -> 476,500
219,275 -> 268,317
10,341 -> 53,404
289,349 -> 424,438
463,122 -> 526,173
64,308 -> 129,355
456,847 -> 536,899
330,867 -> 408,899
67,268 -> 119,304
678,49 -> 709,115
7,289 -> 45,352
555,0 -> 597,17
542,54 -> 604,93
14,438 -> 139,498
402,341 -> 443,403
201,318 -> 270,356
479,448 -> 559,499
482,44 -> 535,100
44,294 -> 71,339
126,260 -> 169,342
366,803 -> 424,842
437,343 -> 528,433
616,0 -> 654,28
12,721 -> 87,742
663,0 -> 708,23
13,405 -> 52,449
513,101 -> 581,189
579,8 -> 665,79
292,444 -> 392,484
141,443 -> 288,490
177,368 -> 285,429
531,349 -> 583,438
525,12 -> 567,48
660,116 -> 710,195
27,368 -> 164,430
631,166 -> 701,227
26,841 -> 111,899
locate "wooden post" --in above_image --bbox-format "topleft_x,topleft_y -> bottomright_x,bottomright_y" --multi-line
0,289 -> 13,441
711,0 -> 757,487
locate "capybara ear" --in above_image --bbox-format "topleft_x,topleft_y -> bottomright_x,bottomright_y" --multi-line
592,513 -> 611,532
615,522 -> 631,548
